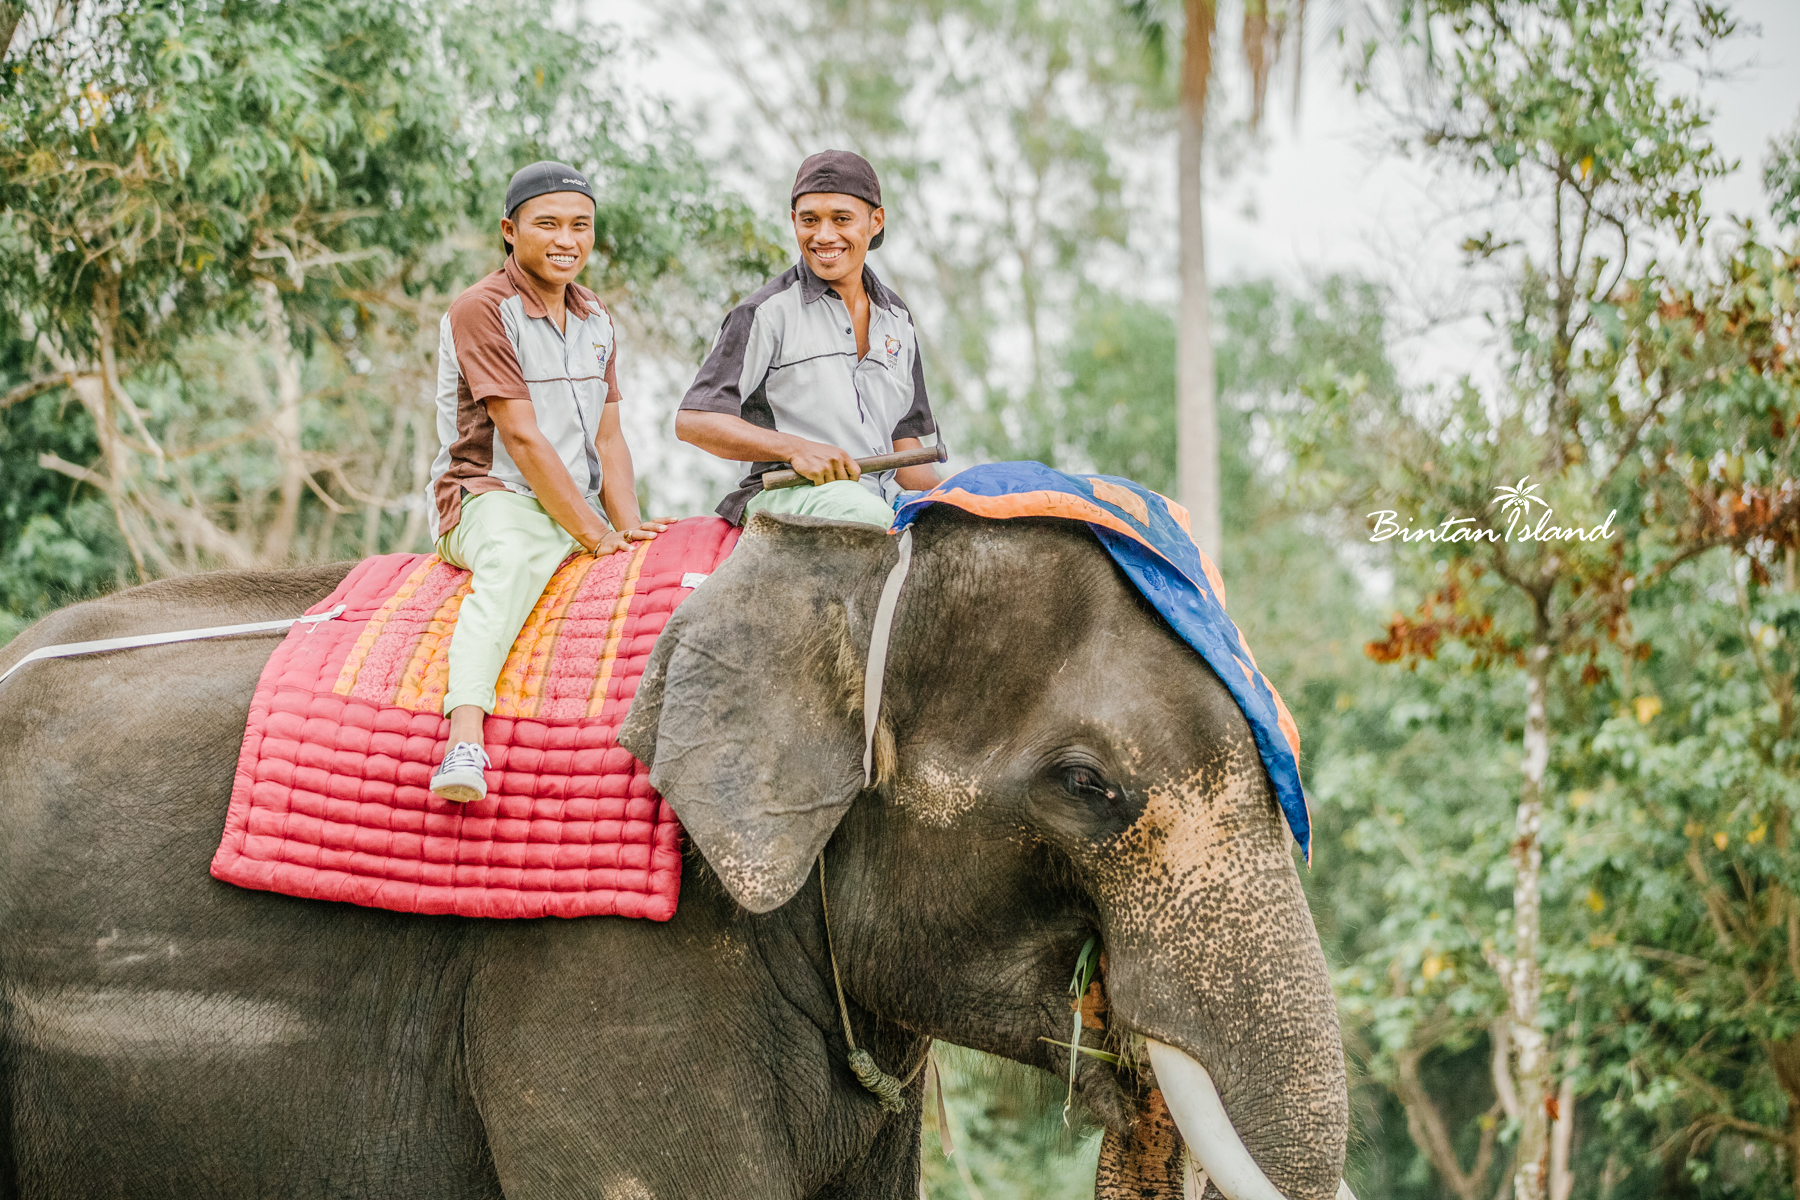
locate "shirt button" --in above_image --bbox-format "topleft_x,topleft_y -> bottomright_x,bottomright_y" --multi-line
844,327 -> 852,334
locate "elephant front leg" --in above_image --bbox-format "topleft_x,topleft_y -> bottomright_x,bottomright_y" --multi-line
809,1106 -> 924,1200
465,934 -> 807,1200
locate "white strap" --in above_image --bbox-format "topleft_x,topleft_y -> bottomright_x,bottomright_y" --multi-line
0,604 -> 347,689
862,528 -> 914,786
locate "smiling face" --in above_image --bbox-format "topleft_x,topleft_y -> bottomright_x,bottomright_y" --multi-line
791,192 -> 884,285
501,191 -> 596,290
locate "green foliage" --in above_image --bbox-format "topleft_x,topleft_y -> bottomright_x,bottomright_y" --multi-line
1,0 -> 461,360
0,0 -> 780,631
1408,0 -> 1729,240
0,391 -> 127,627
1765,116 -> 1800,232
921,1046 -> 1105,1200
1298,4 -> 1800,1197
1013,277 -> 1392,514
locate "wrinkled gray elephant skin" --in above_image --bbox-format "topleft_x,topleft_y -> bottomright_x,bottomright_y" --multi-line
0,509 -> 1346,1199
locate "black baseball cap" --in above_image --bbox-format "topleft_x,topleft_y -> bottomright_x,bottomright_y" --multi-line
501,161 -> 597,254
791,150 -> 885,250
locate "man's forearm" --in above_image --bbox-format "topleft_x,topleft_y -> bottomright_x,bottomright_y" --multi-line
598,444 -> 641,531
501,429 -> 610,550
891,437 -> 940,492
675,410 -> 811,464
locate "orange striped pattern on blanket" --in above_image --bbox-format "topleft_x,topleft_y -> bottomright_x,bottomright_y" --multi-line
209,516 -> 741,920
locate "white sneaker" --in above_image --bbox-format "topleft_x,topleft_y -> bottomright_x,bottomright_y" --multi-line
431,742 -> 491,804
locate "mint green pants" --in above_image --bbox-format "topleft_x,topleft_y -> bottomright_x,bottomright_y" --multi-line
743,479 -> 895,527
436,490 -> 579,715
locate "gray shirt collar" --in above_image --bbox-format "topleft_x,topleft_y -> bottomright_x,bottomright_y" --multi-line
797,260 -> 897,312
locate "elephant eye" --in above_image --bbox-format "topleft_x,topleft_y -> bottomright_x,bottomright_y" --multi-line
1060,765 -> 1116,803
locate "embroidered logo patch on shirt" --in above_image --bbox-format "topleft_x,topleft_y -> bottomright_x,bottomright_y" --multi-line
594,343 -> 608,372
884,334 -> 901,363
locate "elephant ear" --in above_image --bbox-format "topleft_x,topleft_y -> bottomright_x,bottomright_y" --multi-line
619,513 -> 892,913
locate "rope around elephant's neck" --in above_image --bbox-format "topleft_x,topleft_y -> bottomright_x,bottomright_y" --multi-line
818,849 -> 925,1113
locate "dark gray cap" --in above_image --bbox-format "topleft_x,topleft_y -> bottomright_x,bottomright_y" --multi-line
503,161 -> 596,220
791,150 -> 885,250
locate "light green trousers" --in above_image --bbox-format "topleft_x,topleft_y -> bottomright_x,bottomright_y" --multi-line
743,479 -> 895,527
436,490 -> 579,715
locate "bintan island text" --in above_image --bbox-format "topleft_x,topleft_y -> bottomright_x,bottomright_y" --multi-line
1367,478 -> 1618,544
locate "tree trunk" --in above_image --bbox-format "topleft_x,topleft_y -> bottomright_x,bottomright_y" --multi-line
1548,1072 -> 1574,1200
1393,1042 -> 1500,1200
1176,0 -> 1221,561
258,282 -> 308,564
1509,640 -> 1552,1200
0,2 -> 22,60
1770,1037 -> 1800,1199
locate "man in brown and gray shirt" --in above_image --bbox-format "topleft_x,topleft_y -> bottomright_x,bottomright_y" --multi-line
426,160 -> 666,804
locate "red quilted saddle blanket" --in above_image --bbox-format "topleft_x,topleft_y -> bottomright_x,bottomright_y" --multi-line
209,517 -> 740,919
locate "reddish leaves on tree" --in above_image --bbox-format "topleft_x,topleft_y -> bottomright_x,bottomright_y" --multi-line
1365,576 -> 1511,668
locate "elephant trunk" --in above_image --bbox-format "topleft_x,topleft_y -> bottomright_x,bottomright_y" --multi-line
1147,1042 -> 1358,1200
1095,762 -> 1350,1200
1093,1076 -> 1362,1200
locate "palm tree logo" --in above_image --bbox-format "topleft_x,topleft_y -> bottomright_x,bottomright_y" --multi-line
1494,477 -> 1547,519
1494,477 -> 1551,540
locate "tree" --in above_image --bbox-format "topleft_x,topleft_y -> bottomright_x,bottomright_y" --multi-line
0,0 -> 776,601
0,0 -> 468,570
1768,116 -> 1800,232
1294,2 -> 1734,1196
1120,0 -> 1309,559
1564,234 -> 1800,1197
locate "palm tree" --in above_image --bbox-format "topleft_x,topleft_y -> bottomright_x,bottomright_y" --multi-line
1125,0 -> 1306,560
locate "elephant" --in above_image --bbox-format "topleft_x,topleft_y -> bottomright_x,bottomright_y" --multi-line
0,506 -> 1349,1199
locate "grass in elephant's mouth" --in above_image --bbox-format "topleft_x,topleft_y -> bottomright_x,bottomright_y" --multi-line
1039,1036 -> 1122,1065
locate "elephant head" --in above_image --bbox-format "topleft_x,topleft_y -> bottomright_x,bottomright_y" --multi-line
620,507 -> 1348,1199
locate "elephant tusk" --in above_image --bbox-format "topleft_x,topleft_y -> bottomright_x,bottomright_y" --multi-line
1148,1040 -> 1351,1200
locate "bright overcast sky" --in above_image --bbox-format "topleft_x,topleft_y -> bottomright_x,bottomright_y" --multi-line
1205,0 -> 1800,384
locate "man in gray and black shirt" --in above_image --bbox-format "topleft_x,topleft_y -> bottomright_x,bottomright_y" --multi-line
677,150 -> 942,526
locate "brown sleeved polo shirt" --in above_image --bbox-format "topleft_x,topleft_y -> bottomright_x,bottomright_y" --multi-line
428,256 -> 621,537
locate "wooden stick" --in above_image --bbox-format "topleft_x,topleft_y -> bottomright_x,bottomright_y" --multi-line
760,443 -> 948,491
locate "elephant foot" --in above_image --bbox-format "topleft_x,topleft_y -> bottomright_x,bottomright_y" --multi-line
1094,1086 -> 1187,1199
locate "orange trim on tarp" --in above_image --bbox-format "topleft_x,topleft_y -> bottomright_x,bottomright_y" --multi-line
909,485 -> 1231,611
585,540 -> 650,718
332,555 -> 440,696
493,553 -> 597,719
1088,478 -> 1149,524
